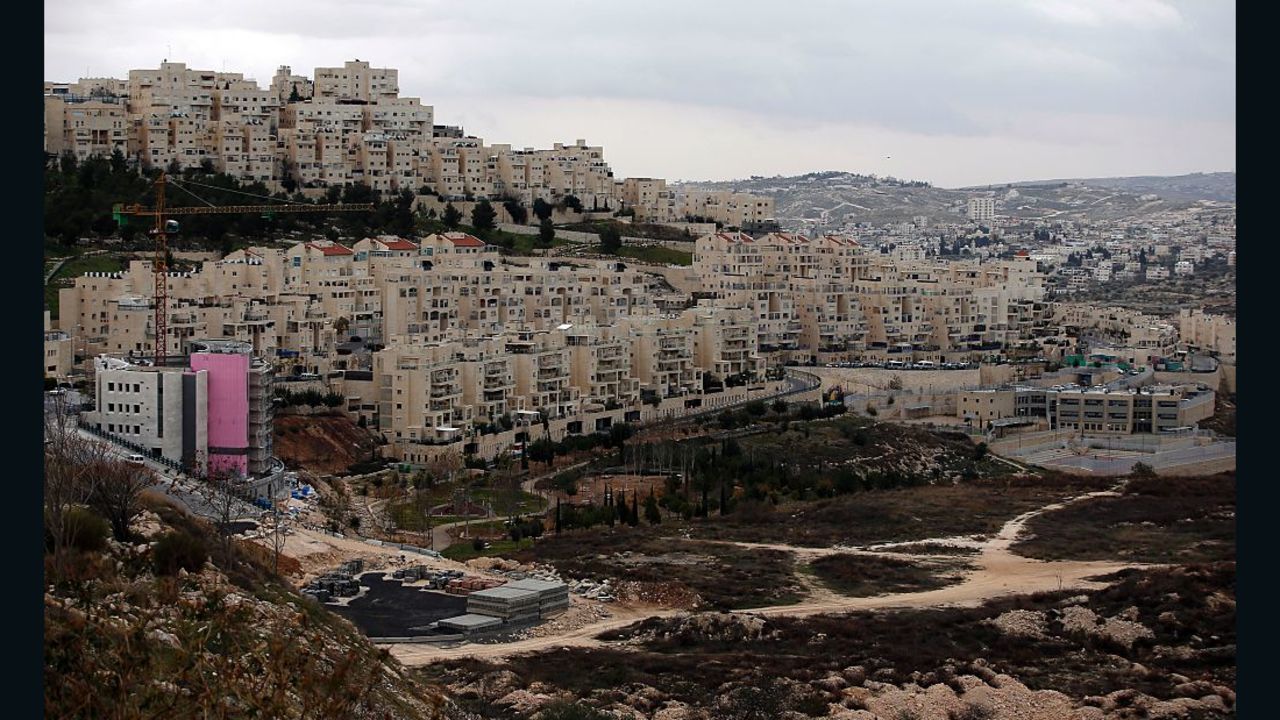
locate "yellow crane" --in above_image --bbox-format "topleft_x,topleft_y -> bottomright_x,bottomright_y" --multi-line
113,172 -> 375,367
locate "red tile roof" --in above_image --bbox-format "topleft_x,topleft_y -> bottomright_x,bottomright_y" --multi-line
445,233 -> 486,247
307,242 -> 354,256
377,237 -> 419,250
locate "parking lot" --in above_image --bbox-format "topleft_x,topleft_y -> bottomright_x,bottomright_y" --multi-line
325,573 -> 467,639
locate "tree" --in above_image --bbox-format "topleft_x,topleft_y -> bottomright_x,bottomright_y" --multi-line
538,218 -> 556,248
771,399 -> 788,414
644,490 -> 661,525
193,461 -> 251,558
503,198 -> 528,225
973,442 -> 989,461
599,224 -> 623,255
532,197 -> 554,222
289,83 -> 302,102
471,199 -> 497,234
560,194 -> 584,212
442,202 -> 462,229
1130,461 -> 1157,478
109,148 -> 128,174
888,375 -> 904,391
87,461 -> 154,541
44,414 -> 112,583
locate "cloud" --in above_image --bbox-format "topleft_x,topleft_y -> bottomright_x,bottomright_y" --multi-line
43,0 -> 1233,184
1032,0 -> 1183,27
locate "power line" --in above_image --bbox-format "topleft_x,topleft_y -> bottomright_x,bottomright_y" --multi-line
176,177 -> 310,207
165,178 -> 216,207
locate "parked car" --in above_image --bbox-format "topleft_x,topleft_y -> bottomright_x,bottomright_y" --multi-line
125,454 -> 146,465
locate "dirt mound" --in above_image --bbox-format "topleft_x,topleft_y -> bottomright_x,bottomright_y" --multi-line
273,414 -> 381,475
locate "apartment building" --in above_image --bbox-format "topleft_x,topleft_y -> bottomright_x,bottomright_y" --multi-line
681,190 -> 775,229
967,197 -> 995,223
45,60 -> 644,214
44,98 -> 128,160
621,178 -> 677,223
1178,309 -> 1236,360
44,311 -> 75,380
617,315 -> 703,401
694,232 -> 1047,360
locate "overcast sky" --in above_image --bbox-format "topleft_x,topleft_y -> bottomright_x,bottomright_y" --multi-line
45,0 -> 1234,187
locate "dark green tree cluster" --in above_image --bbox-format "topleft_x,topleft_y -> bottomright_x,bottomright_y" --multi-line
46,153 -> 421,252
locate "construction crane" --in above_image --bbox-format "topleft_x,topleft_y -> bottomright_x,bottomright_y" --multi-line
113,172 -> 375,367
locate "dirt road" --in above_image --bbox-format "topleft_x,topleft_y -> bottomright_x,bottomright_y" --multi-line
388,485 -> 1141,665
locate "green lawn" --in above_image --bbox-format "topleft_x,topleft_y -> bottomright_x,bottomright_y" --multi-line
590,244 -> 693,266
45,253 -> 127,319
441,537 -> 533,561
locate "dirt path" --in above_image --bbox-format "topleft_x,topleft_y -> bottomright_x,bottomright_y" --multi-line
388,485 -> 1140,665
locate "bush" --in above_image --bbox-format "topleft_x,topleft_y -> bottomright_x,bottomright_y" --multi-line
1130,461 -> 1157,478
472,537 -> 485,552
52,507 -> 110,553
152,530 -> 209,576
537,701 -> 610,720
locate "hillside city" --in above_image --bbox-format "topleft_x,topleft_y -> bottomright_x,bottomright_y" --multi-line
44,58 -> 1237,720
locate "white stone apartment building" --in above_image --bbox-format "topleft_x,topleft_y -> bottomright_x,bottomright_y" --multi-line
1178,309 -> 1236,360
681,190 -> 775,229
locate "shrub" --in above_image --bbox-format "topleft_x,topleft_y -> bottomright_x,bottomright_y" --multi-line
52,507 -> 110,553
472,537 -> 485,552
537,701 -> 610,720
152,530 -> 208,576
1130,461 -> 1157,478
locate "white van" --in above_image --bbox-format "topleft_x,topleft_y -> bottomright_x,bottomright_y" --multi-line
125,454 -> 146,465
916,360 -> 935,368
886,360 -> 905,369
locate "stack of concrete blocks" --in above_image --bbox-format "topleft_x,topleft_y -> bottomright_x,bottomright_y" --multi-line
505,578 -> 570,617
466,585 -> 542,625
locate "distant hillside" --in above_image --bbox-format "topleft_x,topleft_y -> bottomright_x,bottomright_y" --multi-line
675,170 -> 1234,231
975,172 -> 1235,203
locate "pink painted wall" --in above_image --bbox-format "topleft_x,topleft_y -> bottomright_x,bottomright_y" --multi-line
190,352 -> 249,477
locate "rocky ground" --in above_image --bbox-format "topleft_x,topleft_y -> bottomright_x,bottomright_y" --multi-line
426,564 -> 1234,719
45,493 -> 471,719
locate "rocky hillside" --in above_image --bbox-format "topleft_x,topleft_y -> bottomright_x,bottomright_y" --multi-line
44,491 -> 469,719
429,564 -> 1235,719
273,413 -> 383,475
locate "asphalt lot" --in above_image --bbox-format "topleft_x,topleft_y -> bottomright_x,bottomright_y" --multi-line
325,573 -> 467,638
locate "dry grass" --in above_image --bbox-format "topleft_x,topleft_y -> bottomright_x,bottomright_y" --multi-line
1012,473 -> 1235,563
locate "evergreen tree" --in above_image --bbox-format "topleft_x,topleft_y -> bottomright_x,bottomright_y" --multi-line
532,197 -> 554,222
627,490 -> 640,527
537,218 -> 555,248
442,202 -> 462,229
471,198 -> 497,234
599,224 -> 623,255
644,489 -> 661,525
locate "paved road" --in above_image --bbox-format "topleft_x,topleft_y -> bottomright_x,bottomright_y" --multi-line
50,408 -> 262,523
